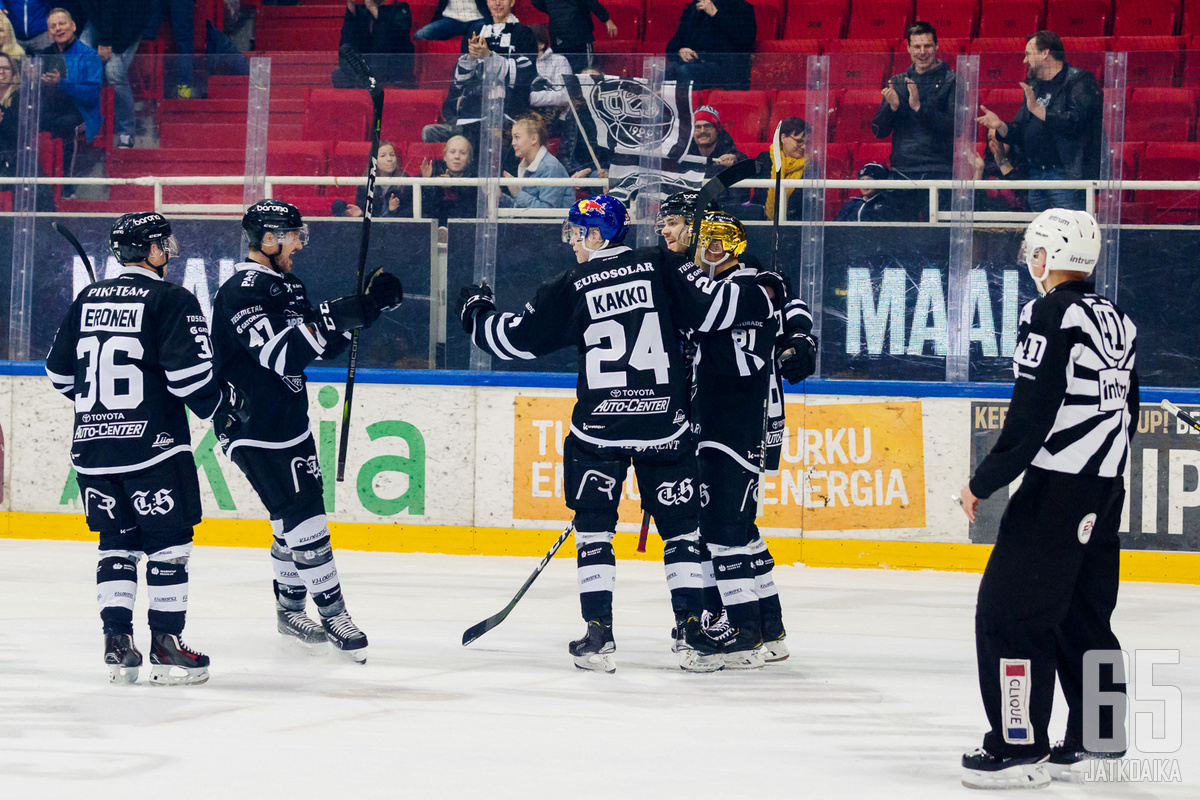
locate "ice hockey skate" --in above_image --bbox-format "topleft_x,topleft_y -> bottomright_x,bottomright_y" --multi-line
961,748 -> 1050,789
321,610 -> 368,663
707,619 -> 765,669
277,602 -> 328,646
104,633 -> 142,684
569,619 -> 615,673
674,615 -> 723,673
1046,738 -> 1126,782
760,615 -> 790,663
149,632 -> 210,686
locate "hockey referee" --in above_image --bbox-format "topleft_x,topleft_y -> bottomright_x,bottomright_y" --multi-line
958,209 -> 1138,789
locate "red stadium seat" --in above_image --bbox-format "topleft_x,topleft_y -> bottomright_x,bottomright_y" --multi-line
1135,142 -> 1200,221
914,0 -> 978,39
278,194 -> 336,218
1112,0 -> 1178,36
1046,0 -> 1110,37
330,140 -> 376,177
706,89 -> 772,142
415,38 -> 465,86
1115,36 -> 1184,88
741,141 -> 772,158
751,40 -> 822,89
159,98 -> 245,126
409,0 -> 438,29
160,122 -> 246,149
846,0 -> 913,40
645,0 -> 690,46
856,141 -> 893,168
381,89 -> 445,145
255,5 -> 344,51
825,141 -> 857,217
784,2 -> 847,40
977,0 -> 1042,39
826,39 -> 895,89
1180,37 -> 1200,86
1059,37 -> 1110,82
982,87 -> 1025,123
1184,8 -> 1200,37
266,141 -> 328,177
970,38 -> 1028,91
304,87 -> 374,143
831,88 -> 885,142
404,142 -> 446,174
593,2 -> 642,42
1125,87 -> 1195,140
772,88 -> 842,121
591,40 -> 639,78
754,0 -> 785,40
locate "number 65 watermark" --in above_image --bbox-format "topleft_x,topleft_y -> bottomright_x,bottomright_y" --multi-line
1083,649 -> 1183,783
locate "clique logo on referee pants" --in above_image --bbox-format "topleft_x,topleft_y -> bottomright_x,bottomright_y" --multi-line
1001,658 -> 1034,745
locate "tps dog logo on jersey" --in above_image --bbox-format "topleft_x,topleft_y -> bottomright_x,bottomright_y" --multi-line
657,478 -> 694,507
577,470 -> 617,501
132,489 -> 175,517
291,455 -> 321,492
84,488 -> 118,520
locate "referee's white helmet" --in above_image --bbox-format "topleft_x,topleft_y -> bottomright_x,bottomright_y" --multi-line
1021,208 -> 1101,294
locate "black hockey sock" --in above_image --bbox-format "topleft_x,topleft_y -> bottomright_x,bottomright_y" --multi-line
270,534 -> 307,611
97,555 -> 138,635
662,532 -> 705,618
712,547 -> 757,624
146,559 -> 188,636
750,537 -> 782,623
576,535 -> 616,621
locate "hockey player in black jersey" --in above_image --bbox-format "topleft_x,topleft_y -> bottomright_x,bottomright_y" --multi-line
958,209 -> 1137,789
457,194 -> 780,673
210,199 -> 403,663
46,213 -> 240,685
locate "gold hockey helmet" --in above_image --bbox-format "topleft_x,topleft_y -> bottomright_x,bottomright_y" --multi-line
696,210 -> 747,261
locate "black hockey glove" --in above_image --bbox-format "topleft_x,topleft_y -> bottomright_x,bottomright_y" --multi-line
214,381 -> 250,437
753,270 -> 790,307
456,282 -> 496,334
317,294 -> 380,335
776,331 -> 818,384
365,267 -> 403,312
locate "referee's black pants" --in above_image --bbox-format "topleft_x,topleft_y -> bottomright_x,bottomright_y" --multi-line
975,466 -> 1126,758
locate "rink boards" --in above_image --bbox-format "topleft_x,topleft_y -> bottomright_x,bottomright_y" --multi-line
1,369 -> 1198,583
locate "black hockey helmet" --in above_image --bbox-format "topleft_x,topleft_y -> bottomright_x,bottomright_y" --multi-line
242,199 -> 308,248
655,191 -> 718,237
110,212 -> 178,264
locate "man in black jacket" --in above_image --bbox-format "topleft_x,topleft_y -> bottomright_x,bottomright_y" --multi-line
665,0 -> 756,91
977,30 -> 1102,212
871,21 -> 956,221
531,0 -> 616,72
80,0 -> 150,148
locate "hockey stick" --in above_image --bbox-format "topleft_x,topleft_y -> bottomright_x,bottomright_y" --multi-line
688,157 -> 760,264
769,120 -> 784,273
336,44 -> 386,483
1162,399 -> 1200,433
52,221 -> 96,283
636,510 -> 650,553
462,522 -> 575,646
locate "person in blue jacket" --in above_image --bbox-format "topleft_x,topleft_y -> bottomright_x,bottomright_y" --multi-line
39,8 -> 101,180
501,114 -> 573,210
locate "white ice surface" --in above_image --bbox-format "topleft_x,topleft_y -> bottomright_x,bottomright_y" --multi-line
0,539 -> 1196,799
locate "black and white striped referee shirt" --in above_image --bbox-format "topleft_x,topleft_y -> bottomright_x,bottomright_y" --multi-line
970,280 -> 1139,499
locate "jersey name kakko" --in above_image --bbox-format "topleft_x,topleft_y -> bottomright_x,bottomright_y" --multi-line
46,269 -> 223,475
466,246 -> 776,448
210,262 -> 348,451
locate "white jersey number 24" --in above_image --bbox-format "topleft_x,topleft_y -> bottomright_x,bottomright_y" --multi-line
584,313 -> 670,389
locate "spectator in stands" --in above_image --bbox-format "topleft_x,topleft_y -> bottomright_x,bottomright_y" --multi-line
836,161 -> 903,222
413,0 -> 487,41
528,24 -> 570,137
501,113 -> 572,208
977,30 -> 1101,212
0,52 -> 18,175
680,102 -> 750,210
39,8 -> 101,180
422,0 -> 537,145
871,21 -> 956,221
332,141 -> 409,218
973,128 -> 1027,212
332,0 -> 415,89
142,0 -> 194,98
750,116 -> 805,221
421,134 -> 478,224
530,0 -> 616,73
79,0 -> 149,149
0,0 -> 52,50
665,0 -> 755,91
0,12 -> 26,67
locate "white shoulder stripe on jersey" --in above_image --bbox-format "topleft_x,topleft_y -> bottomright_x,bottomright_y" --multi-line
164,361 -> 212,382
258,327 -> 291,370
272,343 -> 289,376
496,317 -> 536,360
45,368 -> 73,383
72,444 -> 193,475
569,421 -> 689,449
482,315 -> 512,361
